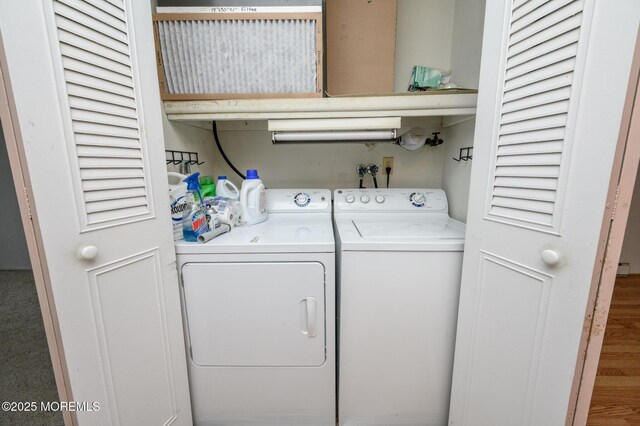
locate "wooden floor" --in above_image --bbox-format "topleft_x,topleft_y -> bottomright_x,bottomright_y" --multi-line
588,275 -> 640,425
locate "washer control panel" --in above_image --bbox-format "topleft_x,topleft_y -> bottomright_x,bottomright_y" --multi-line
266,189 -> 331,213
334,189 -> 448,212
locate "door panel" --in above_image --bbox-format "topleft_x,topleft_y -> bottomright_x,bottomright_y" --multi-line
89,250 -> 178,425
465,253 -> 552,425
0,1 -> 192,425
450,0 -> 640,424
49,0 -> 154,229
485,0 -> 589,233
183,262 -> 326,367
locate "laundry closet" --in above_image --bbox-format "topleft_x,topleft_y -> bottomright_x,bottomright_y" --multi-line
158,2 -> 482,424
0,1 -> 638,425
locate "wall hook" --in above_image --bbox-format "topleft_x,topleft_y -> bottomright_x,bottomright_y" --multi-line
187,152 -> 205,165
453,147 -> 473,162
166,150 -> 204,166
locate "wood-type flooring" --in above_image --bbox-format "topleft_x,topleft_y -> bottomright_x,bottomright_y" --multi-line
588,275 -> 640,425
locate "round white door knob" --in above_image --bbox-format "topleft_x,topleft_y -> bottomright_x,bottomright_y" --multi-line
541,249 -> 560,266
78,245 -> 98,260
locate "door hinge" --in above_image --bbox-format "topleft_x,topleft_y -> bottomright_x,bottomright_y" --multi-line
23,187 -> 32,220
611,185 -> 621,222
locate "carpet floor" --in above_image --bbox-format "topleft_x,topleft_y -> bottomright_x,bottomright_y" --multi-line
0,270 -> 62,426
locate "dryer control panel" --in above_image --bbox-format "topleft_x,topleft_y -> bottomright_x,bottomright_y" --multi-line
334,189 -> 448,213
266,189 -> 331,213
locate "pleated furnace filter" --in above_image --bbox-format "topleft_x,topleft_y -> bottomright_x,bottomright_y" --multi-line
153,10 -> 323,100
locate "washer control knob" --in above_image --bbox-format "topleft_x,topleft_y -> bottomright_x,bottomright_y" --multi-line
345,194 -> 355,203
413,193 -> 425,203
360,194 -> 370,203
294,192 -> 310,207
375,195 -> 385,204
410,192 -> 426,207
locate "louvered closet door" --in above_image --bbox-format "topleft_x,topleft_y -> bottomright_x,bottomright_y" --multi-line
449,1 -> 639,425
0,1 -> 191,425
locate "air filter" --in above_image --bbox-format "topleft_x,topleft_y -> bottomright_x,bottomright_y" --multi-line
153,7 -> 323,100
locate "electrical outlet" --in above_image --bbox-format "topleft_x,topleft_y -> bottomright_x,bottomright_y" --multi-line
382,157 -> 394,174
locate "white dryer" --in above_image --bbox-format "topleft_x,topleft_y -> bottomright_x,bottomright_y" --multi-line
175,189 -> 335,425
334,188 -> 465,425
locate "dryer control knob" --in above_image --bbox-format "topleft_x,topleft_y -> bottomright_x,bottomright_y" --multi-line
375,195 -> 385,204
294,192 -> 310,207
345,194 -> 355,203
360,194 -> 370,203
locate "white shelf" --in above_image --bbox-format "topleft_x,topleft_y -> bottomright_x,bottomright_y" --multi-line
163,91 -> 477,126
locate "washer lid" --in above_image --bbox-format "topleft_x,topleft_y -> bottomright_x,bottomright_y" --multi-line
353,216 -> 465,239
335,214 -> 465,251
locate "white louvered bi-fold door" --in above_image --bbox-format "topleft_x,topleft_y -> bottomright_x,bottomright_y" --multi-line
449,1 -> 640,425
0,1 -> 192,425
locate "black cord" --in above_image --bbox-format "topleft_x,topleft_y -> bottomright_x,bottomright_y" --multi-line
212,121 -> 245,180
386,166 -> 391,188
359,177 -> 364,189
373,176 -> 378,189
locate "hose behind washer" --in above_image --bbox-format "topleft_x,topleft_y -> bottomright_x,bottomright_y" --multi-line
212,121 -> 245,180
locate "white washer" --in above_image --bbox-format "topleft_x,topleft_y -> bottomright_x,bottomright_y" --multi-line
334,188 -> 465,425
175,189 -> 335,425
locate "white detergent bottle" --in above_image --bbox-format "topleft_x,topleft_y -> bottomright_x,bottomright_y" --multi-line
215,175 -> 240,200
239,169 -> 267,225
167,172 -> 187,241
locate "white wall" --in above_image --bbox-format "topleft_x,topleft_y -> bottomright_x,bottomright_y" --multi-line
166,120 -> 446,191
449,0 -> 486,90
619,169 -> 640,273
441,0 -> 486,222
0,124 -> 31,270
394,0 -> 456,92
442,119 -> 475,221
163,116 -> 219,178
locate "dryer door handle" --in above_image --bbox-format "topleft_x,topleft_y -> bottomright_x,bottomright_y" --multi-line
300,297 -> 317,338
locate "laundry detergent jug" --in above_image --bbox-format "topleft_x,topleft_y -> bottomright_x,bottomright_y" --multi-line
239,169 -> 267,225
199,175 -> 216,199
168,172 -> 187,240
215,176 -> 240,200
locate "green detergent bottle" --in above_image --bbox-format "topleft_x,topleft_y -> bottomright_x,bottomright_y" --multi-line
199,175 -> 216,199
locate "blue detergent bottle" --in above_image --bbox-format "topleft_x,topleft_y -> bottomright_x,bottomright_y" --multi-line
182,172 -> 208,242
